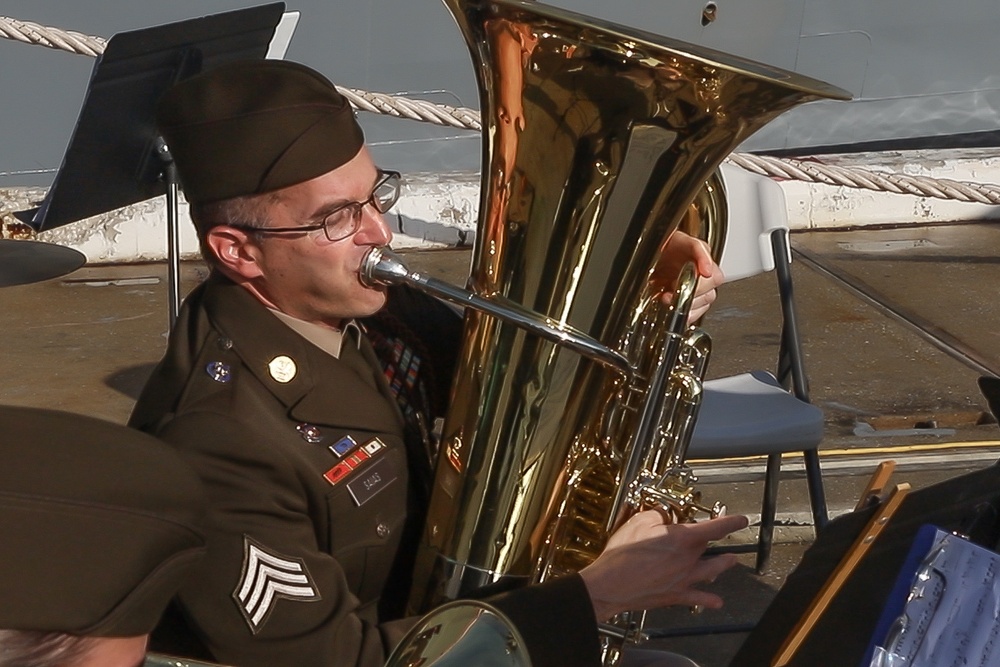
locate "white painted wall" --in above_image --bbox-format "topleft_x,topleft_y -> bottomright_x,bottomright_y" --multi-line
4,150 -> 1000,264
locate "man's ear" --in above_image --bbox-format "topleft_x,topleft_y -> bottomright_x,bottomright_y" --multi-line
204,226 -> 265,280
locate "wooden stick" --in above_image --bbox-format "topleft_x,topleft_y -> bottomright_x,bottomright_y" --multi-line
771,482 -> 911,667
854,460 -> 897,511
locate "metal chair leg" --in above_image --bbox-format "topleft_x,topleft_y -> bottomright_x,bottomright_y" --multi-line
756,453 -> 782,573
803,447 -> 828,530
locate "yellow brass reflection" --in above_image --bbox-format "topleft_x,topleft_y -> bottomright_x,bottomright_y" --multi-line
407,0 -> 850,640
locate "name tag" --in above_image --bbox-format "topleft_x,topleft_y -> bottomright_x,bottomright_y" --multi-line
347,456 -> 398,507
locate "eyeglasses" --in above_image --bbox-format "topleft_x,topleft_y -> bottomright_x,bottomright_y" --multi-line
229,170 -> 401,242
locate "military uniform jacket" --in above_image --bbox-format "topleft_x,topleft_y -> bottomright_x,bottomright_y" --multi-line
130,273 -> 601,667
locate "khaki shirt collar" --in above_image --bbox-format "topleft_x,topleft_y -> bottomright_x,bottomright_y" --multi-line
268,309 -> 362,359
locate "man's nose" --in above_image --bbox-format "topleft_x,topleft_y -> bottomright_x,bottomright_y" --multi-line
355,204 -> 393,246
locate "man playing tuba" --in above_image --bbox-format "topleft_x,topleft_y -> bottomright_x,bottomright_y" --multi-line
129,59 -> 747,667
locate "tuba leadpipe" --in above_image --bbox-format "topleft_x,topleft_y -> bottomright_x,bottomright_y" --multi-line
360,246 -> 633,379
383,0 -> 849,660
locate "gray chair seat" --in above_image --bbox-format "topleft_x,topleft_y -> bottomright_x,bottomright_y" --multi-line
689,370 -> 823,459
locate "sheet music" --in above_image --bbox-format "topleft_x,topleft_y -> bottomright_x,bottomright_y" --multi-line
868,527 -> 1000,667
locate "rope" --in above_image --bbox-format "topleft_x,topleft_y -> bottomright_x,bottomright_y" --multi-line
0,16 -> 106,57
338,88 -> 482,132
727,153 -> 1000,206
3,14 -> 999,207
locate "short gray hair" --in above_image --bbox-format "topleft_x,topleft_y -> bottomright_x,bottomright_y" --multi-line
0,630 -> 97,667
188,191 -> 280,266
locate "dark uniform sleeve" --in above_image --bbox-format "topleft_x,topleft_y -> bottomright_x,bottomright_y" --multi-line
490,574 -> 603,667
157,411 -> 415,667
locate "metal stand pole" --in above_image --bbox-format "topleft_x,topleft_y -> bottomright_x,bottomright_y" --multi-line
157,140 -> 181,330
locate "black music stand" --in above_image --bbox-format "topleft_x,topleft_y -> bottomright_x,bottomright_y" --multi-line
0,239 -> 86,287
730,460 -> 1000,667
19,3 -> 286,327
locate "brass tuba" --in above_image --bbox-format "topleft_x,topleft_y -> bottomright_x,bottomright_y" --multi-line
145,602 -> 530,667
363,0 -> 849,659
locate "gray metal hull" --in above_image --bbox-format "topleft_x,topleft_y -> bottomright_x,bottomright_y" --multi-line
3,0 -> 1000,187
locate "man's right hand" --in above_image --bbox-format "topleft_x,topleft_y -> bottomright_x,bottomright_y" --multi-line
578,511 -> 749,622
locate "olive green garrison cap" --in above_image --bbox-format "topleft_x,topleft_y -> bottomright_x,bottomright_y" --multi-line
156,59 -> 365,205
0,405 -> 206,636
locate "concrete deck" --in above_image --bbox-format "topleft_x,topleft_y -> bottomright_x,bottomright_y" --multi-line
1,220 -> 999,666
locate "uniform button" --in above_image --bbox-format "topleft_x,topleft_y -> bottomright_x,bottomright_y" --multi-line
218,336 -> 234,351
376,523 -> 390,539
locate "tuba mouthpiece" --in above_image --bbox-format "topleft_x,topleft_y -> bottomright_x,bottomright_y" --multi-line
359,246 -> 411,288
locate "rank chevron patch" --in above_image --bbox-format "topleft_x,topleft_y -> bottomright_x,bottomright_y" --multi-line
233,535 -> 321,633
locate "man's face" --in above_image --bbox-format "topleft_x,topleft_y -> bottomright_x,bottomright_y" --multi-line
244,147 -> 394,327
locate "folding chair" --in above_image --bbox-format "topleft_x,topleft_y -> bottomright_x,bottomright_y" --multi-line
686,163 -> 827,573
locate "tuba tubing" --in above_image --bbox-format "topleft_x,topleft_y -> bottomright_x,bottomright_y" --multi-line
607,262 -> 708,531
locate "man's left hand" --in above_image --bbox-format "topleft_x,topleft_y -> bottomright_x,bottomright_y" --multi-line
652,231 -> 725,324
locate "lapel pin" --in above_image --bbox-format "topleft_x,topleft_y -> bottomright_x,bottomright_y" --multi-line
296,423 -> 323,444
206,361 -> 232,383
268,355 -> 297,383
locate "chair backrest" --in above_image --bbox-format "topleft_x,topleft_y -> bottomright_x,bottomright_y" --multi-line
715,163 -> 809,398
716,162 -> 791,282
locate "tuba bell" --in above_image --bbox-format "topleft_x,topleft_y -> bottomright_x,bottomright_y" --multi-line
145,602 -> 530,667
363,0 -> 849,661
